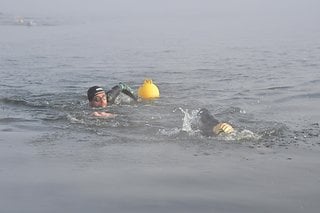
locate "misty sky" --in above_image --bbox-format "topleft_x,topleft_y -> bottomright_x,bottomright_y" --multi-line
1,0 -> 319,34
2,0 -> 319,18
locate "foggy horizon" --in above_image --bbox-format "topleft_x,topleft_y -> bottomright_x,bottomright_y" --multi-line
2,0 -> 319,20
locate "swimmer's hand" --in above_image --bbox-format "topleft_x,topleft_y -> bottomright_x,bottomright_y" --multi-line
92,111 -> 116,118
213,122 -> 234,134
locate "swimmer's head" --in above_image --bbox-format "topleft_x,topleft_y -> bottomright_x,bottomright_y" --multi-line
87,86 -> 107,107
87,86 -> 104,101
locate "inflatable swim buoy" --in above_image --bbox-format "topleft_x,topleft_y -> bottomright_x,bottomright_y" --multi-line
138,79 -> 160,99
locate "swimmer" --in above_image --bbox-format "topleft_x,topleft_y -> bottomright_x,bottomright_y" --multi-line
197,108 -> 234,136
87,82 -> 138,117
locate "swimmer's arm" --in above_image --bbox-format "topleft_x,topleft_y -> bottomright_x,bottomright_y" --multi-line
106,86 -> 122,104
118,82 -> 138,101
213,122 -> 234,134
92,111 -> 116,118
107,82 -> 138,104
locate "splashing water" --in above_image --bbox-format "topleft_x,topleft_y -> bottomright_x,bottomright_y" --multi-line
177,107 -> 200,134
178,107 -> 261,141
222,129 -> 261,141
158,108 -> 199,137
159,107 -> 262,142
178,108 -> 192,132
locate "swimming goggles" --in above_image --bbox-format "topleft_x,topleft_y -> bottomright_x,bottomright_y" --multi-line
93,95 -> 106,102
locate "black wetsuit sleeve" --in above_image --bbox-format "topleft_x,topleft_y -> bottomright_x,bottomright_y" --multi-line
106,85 -> 122,105
119,82 -> 138,102
198,108 -> 220,136
106,82 -> 138,104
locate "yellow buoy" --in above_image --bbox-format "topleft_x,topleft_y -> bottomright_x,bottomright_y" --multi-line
138,79 -> 160,99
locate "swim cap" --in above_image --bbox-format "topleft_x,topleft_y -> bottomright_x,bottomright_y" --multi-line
87,86 -> 105,101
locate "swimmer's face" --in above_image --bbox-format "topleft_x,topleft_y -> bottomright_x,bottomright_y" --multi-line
90,91 -> 107,108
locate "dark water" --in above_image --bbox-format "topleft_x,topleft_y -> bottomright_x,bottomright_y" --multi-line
1,9 -> 320,213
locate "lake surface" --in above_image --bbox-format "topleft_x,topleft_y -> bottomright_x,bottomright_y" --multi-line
1,7 -> 320,213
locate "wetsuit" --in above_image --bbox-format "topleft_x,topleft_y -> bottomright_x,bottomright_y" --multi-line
106,82 -> 138,104
197,108 -> 220,136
